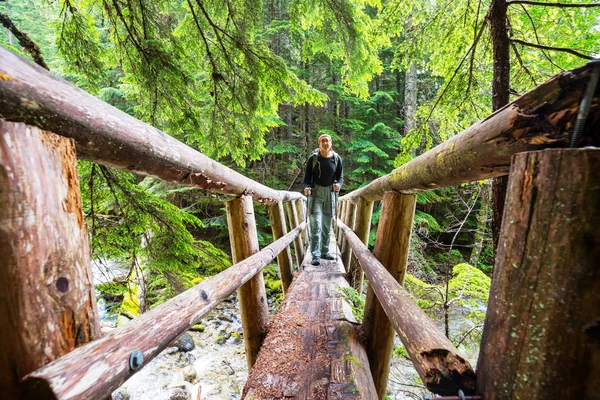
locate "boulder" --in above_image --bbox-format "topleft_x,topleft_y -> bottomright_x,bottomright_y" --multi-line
182,365 -> 197,383
172,333 -> 195,352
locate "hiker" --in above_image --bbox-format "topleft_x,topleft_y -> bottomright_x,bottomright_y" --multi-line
302,134 -> 343,266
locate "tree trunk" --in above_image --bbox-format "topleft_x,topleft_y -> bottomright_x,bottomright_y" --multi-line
477,148 -> 600,398
0,122 -> 99,399
489,0 -> 511,254
404,62 -> 418,155
469,181 -> 491,266
226,196 -> 269,369
363,192 -> 415,399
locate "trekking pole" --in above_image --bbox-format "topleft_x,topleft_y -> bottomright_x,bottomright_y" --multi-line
332,180 -> 339,261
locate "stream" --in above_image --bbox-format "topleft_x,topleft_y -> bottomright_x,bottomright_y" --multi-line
94,261 -> 481,400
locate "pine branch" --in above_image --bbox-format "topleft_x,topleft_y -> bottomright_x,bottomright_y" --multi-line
508,0 -> 600,7
0,13 -> 49,70
510,38 -> 594,60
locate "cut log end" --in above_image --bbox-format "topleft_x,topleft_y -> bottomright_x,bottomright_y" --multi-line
419,349 -> 477,395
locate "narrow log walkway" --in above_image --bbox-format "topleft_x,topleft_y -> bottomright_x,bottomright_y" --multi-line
242,242 -> 377,399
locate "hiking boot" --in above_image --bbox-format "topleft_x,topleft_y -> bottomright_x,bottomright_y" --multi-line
321,254 -> 335,260
311,257 -> 321,266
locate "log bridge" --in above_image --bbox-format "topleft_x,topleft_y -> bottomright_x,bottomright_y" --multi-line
0,47 -> 598,399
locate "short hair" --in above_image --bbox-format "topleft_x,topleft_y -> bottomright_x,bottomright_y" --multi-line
318,134 -> 332,142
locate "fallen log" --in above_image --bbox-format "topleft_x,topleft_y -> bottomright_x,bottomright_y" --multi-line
21,222 -> 305,400
337,220 -> 476,395
0,47 -> 302,205
340,63 -> 600,203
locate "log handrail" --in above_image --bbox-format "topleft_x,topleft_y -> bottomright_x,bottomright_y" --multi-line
337,220 -> 476,394
340,63 -> 599,203
0,47 -> 303,205
21,222 -> 306,400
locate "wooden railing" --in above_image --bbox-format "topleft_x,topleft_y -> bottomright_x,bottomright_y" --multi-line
334,61 -> 600,398
0,47 -> 308,400
1,43 -> 598,400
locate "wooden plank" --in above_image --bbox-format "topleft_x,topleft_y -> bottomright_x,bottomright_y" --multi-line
0,48 -> 302,205
339,64 -> 600,204
226,195 -> 269,369
477,149 -> 600,398
21,223 -> 305,400
0,122 -> 99,399
338,221 -> 476,395
363,192 -> 415,399
243,243 -> 377,399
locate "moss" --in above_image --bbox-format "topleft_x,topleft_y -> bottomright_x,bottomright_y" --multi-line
231,332 -> 241,339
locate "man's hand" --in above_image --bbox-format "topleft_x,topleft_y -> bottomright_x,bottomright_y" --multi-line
333,183 -> 340,192
304,187 -> 312,196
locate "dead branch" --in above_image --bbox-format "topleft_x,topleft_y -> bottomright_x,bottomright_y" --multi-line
510,38 -> 594,60
0,13 -> 48,69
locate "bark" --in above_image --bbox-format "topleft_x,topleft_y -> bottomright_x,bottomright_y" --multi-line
22,223 -> 305,400
226,196 -> 269,369
268,202 -> 294,293
338,221 -> 476,395
346,198 -> 374,291
0,48 -> 302,205
243,249 -> 377,399
340,63 -> 600,204
404,62 -> 418,154
490,0 -> 511,253
363,193 -> 415,399
469,181 -> 492,266
0,122 -> 99,399
477,149 -> 600,399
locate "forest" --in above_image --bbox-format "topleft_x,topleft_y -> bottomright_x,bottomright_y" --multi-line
1,0 -> 599,397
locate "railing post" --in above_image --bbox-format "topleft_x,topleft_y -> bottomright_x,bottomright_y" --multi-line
294,198 -> 309,247
267,201 -> 294,293
477,149 -> 600,398
0,122 -> 100,399
346,198 -> 374,290
363,192 -> 416,399
335,200 -> 346,241
340,202 -> 356,270
226,195 -> 268,369
285,201 -> 304,267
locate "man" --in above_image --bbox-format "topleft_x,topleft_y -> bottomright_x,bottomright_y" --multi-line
302,134 -> 343,266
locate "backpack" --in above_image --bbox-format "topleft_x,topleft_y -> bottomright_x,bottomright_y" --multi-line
311,148 -> 340,170
310,149 -> 340,185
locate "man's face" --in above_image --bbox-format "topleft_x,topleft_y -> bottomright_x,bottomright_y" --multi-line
319,136 -> 332,152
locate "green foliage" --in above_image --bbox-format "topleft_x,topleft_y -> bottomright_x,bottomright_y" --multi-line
339,286 -> 365,323
263,264 -> 284,306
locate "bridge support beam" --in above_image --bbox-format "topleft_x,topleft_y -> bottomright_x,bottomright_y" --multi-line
363,192 -> 416,399
346,198 -> 374,291
226,195 -> 269,369
268,201 -> 294,294
477,148 -> 600,398
335,201 -> 346,242
0,122 -> 99,399
285,200 -> 304,267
